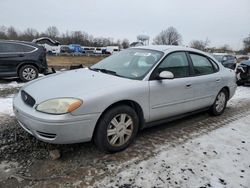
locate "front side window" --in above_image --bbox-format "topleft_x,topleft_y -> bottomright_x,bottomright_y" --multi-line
91,48 -> 163,80
155,52 -> 190,78
190,53 -> 215,75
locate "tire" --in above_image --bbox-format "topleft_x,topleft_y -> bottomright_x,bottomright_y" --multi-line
94,105 -> 139,153
19,65 -> 38,82
209,89 -> 228,116
236,80 -> 244,86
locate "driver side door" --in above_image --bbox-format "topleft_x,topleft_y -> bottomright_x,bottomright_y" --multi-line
149,51 -> 196,122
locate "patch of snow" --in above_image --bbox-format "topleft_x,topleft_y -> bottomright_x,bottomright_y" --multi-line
0,161 -> 18,182
0,96 -> 14,116
95,114 -> 250,188
0,81 -> 25,90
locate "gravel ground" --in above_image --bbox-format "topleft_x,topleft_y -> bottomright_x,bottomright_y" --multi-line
0,80 -> 250,188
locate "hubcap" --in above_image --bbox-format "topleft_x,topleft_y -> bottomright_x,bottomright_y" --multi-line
22,68 -> 36,80
215,92 -> 226,112
107,113 -> 133,147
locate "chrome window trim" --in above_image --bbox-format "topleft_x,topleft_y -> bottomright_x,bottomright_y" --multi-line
0,41 -> 38,54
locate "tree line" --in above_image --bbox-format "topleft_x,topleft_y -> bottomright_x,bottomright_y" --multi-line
0,25 -> 130,49
0,25 -> 249,53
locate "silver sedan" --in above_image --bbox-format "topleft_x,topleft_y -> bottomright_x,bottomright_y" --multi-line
13,45 -> 237,152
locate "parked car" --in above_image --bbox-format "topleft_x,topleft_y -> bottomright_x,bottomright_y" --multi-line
83,47 -> 95,54
236,60 -> 250,85
106,46 -> 119,54
94,47 -> 103,54
212,53 -> 237,70
237,56 -> 249,63
32,37 -> 61,55
0,40 -> 48,82
60,45 -> 72,53
68,44 -> 83,53
13,45 -> 237,152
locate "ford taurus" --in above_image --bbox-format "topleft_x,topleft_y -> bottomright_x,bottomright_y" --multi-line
13,46 -> 237,152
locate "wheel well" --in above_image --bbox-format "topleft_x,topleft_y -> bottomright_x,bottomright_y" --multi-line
92,100 -> 145,139
222,86 -> 230,100
17,63 -> 39,76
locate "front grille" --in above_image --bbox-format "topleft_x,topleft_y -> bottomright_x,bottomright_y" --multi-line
36,131 -> 56,139
21,90 -> 36,107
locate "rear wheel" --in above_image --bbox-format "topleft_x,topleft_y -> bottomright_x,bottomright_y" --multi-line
209,89 -> 228,116
94,105 -> 139,153
19,65 -> 38,82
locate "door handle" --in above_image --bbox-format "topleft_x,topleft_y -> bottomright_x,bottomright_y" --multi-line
186,84 -> 192,88
216,78 -> 221,82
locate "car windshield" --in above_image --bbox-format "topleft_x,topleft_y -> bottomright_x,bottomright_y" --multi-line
213,55 -> 223,62
90,48 -> 163,80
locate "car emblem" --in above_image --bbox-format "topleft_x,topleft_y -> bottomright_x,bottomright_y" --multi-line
24,94 -> 28,101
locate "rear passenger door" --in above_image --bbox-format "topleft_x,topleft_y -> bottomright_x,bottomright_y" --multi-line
188,53 -> 222,110
0,42 -> 36,75
0,42 -> 24,74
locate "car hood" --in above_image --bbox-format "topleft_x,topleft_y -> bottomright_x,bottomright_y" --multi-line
240,60 -> 250,66
22,69 -> 131,103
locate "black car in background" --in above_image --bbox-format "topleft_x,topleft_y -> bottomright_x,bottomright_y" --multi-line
60,45 -> 72,53
213,54 -> 237,70
236,60 -> 250,86
0,40 -> 48,82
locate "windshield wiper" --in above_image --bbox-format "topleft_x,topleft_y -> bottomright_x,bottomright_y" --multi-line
89,67 -> 118,76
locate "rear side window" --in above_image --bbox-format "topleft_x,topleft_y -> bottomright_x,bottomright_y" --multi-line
190,53 -> 215,75
21,45 -> 35,52
0,42 -> 35,53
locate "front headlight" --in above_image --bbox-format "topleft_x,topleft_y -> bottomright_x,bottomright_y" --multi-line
36,98 -> 82,114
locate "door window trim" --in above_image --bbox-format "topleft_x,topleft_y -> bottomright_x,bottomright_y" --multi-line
0,42 -> 38,54
149,50 -> 192,80
187,52 -> 219,76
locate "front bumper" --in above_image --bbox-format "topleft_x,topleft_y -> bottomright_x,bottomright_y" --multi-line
13,93 -> 100,144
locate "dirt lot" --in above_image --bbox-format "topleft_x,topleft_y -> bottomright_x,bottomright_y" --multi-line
47,55 -> 106,69
0,80 -> 250,188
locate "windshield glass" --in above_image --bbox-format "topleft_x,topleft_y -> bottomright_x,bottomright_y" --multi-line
90,48 -> 164,80
213,55 -> 223,62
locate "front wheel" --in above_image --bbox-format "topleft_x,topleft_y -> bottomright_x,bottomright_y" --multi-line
94,105 -> 139,153
209,89 -> 228,116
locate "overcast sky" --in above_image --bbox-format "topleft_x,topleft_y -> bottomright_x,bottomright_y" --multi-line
1,0 -> 249,50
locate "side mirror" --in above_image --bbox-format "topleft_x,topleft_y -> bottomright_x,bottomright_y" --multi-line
158,71 -> 174,79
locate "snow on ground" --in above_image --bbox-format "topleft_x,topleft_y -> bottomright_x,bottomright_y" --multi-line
0,95 -> 14,116
0,81 -> 24,90
95,114 -> 250,188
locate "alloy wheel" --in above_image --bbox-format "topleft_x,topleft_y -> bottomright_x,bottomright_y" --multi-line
22,68 -> 37,81
107,113 -> 134,147
215,92 -> 226,113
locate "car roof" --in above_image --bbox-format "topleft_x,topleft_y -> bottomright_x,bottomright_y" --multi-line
132,45 -> 208,54
0,39 -> 41,48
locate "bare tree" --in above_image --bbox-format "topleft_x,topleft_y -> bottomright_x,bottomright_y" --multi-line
221,44 -> 232,52
243,35 -> 250,53
7,26 -> 18,40
122,39 -> 130,49
21,28 -> 39,41
0,26 -> 7,39
190,39 -> 210,51
153,27 -> 182,45
45,26 -> 59,38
